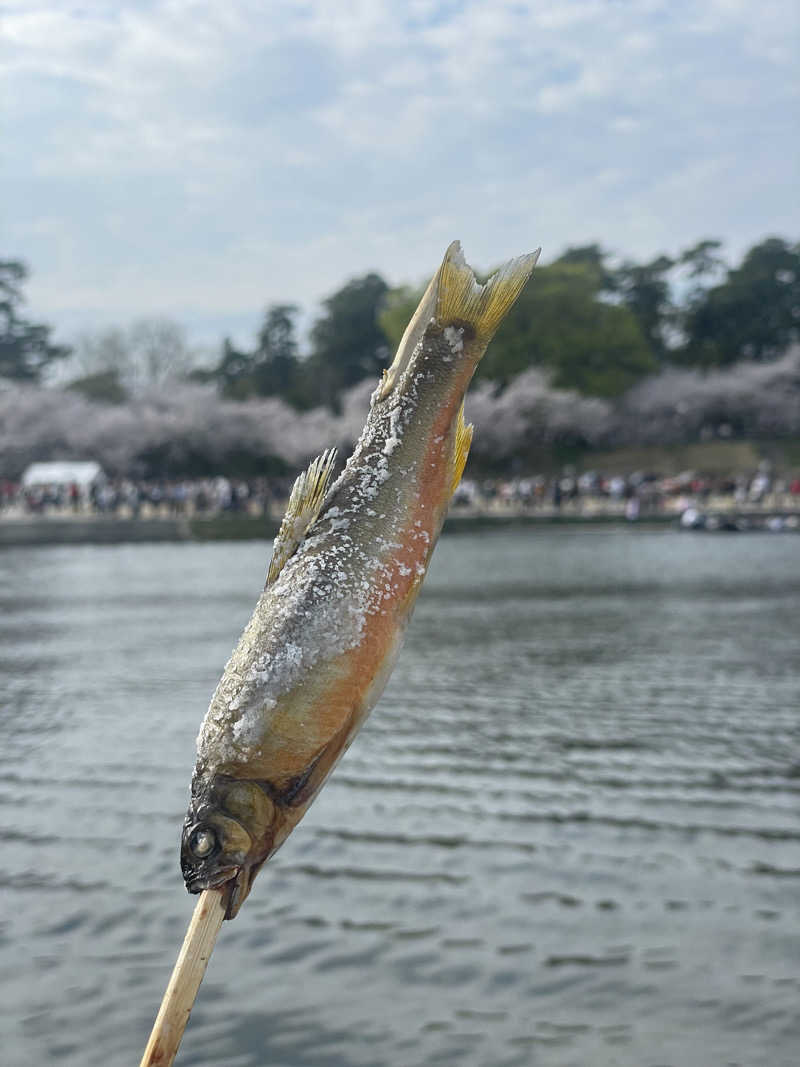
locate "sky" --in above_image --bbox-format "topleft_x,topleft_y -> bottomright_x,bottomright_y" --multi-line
4,0 -> 799,351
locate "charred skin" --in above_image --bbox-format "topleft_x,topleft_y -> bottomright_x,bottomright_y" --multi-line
181,243 -> 539,918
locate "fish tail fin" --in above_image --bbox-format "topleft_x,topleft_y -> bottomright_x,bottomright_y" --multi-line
436,240 -> 540,343
376,242 -> 539,401
450,401 -> 473,498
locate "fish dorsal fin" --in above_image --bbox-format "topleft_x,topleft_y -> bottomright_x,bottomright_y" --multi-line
375,268 -> 439,402
267,449 -> 337,585
450,401 -> 473,498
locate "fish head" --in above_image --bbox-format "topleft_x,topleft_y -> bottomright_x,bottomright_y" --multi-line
181,774 -> 278,918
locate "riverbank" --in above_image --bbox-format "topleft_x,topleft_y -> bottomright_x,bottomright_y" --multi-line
0,513 -> 645,546
1,507 -> 798,545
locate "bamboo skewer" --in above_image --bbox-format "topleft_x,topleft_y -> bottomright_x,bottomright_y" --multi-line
139,887 -> 229,1067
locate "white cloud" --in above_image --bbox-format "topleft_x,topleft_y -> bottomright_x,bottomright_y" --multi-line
2,0 -> 798,345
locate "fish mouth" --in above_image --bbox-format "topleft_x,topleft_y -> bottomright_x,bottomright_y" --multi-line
184,864 -> 240,896
183,863 -> 258,920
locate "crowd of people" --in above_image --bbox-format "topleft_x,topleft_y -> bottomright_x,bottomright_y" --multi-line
454,468 -> 800,518
2,465 -> 800,522
0,475 -> 281,519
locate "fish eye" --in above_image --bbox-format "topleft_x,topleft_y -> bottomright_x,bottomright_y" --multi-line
189,827 -> 217,859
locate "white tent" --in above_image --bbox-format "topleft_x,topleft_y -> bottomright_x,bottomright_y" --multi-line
21,461 -> 105,489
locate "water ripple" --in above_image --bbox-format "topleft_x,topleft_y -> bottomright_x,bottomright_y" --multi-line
2,533 -> 799,1067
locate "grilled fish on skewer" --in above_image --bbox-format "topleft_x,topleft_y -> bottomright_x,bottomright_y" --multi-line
181,241 -> 539,918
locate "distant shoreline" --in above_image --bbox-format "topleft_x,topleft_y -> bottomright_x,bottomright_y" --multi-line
1,508 -> 797,546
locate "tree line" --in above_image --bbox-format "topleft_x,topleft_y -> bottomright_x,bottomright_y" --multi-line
1,236 -> 798,410
3,352 -> 798,481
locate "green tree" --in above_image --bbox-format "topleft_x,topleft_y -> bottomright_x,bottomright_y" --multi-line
679,239 -> 726,285
203,305 -> 305,405
212,338 -> 255,400
305,273 -> 389,409
557,244 -> 618,293
382,259 -> 655,397
680,237 -> 800,366
612,254 -> 675,361
0,259 -> 70,380
491,260 -> 656,395
251,304 -> 302,402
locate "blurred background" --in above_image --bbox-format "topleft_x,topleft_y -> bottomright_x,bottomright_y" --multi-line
2,2 -> 799,1065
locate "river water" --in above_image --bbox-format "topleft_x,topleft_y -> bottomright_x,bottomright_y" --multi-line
0,530 -> 798,1067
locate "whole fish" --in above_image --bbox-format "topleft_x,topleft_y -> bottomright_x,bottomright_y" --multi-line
181,241 -> 539,917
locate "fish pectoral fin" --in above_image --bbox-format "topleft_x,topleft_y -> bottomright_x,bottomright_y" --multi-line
279,719 -> 351,809
267,449 -> 337,585
450,401 -> 473,498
